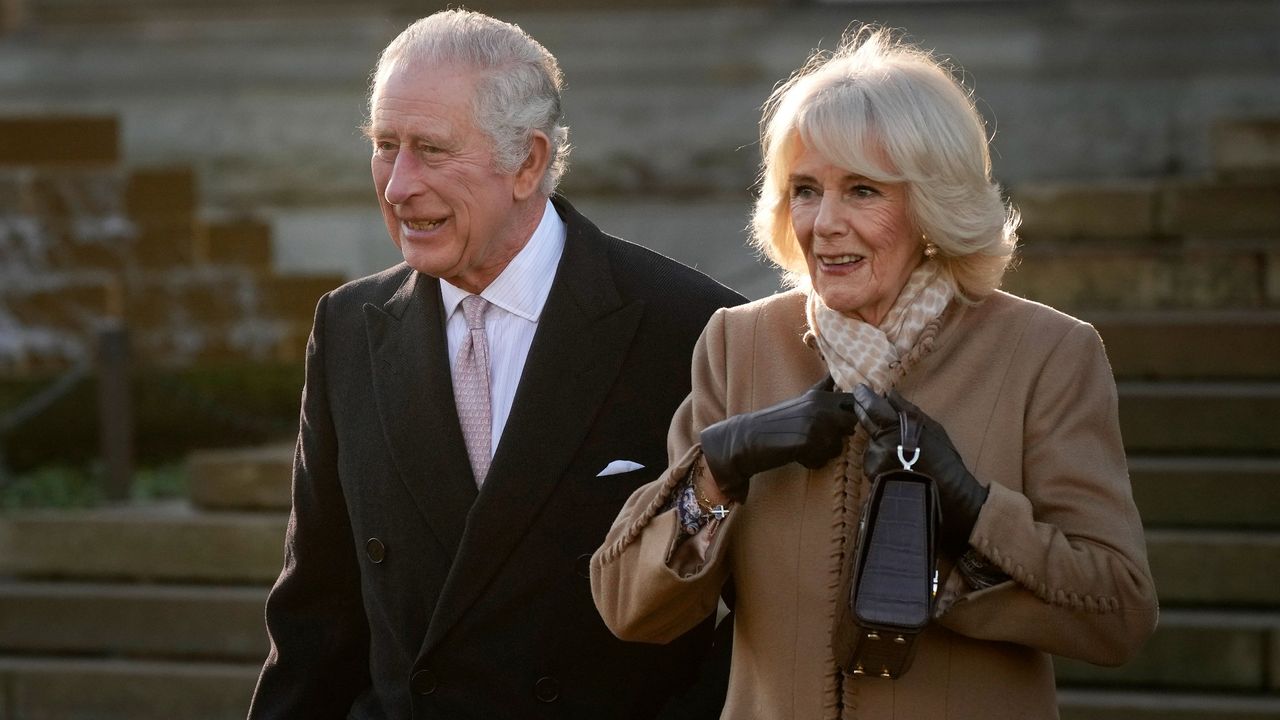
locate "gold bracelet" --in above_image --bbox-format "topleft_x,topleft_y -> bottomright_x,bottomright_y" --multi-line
693,461 -> 732,520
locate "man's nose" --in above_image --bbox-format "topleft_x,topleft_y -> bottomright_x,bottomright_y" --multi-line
382,152 -> 423,206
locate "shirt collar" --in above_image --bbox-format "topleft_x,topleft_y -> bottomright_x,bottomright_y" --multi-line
439,199 -> 566,322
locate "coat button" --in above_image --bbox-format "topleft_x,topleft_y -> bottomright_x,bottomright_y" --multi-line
574,553 -> 592,579
534,676 -> 559,703
411,669 -> 437,695
366,538 -> 386,564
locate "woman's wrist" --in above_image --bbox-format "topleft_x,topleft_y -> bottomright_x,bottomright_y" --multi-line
693,458 -> 733,515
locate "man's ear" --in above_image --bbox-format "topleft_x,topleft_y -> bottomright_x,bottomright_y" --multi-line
512,130 -> 551,201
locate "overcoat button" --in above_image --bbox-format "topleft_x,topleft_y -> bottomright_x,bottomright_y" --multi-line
366,538 -> 386,564
411,669 -> 437,695
534,676 -> 560,703
574,553 -> 592,579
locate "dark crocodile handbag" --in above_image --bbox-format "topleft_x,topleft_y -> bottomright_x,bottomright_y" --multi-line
833,409 -> 940,679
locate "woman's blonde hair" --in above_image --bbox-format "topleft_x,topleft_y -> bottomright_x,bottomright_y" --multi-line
751,26 -> 1018,300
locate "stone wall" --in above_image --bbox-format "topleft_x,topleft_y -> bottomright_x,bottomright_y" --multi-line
0,116 -> 340,376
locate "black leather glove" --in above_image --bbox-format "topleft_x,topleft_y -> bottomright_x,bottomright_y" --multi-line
699,376 -> 859,504
852,384 -> 989,559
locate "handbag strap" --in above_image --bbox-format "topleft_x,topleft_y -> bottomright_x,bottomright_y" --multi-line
896,409 -> 923,471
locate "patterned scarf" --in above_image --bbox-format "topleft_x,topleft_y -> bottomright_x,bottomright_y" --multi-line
805,261 -> 953,393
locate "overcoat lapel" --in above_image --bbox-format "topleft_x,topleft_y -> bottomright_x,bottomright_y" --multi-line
364,271 -> 479,559
421,205 -> 643,655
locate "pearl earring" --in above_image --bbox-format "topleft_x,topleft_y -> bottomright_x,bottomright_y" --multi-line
922,236 -> 939,259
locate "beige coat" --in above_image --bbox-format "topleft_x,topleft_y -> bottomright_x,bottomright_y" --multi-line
591,289 -> 1158,720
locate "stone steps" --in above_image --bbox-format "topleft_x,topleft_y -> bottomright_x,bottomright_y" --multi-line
0,656 -> 259,720
1118,381 -> 1280,454
1147,529 -> 1280,607
1090,311 -> 1280,380
0,503 -> 285,583
187,444 -> 293,512
1,504 -> 1274,607
183,446 -> 1280,531
1058,689 -> 1280,720
1129,456 -> 1280,529
0,578 -> 1274,693
0,581 -> 267,661
1056,608 -> 1280,691
0,659 -> 1272,720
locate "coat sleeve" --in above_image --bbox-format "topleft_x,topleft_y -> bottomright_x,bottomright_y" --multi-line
247,293 -> 372,719
590,309 -> 740,645
938,321 -> 1159,666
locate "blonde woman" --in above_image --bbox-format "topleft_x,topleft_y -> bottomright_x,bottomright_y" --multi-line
591,27 -> 1157,719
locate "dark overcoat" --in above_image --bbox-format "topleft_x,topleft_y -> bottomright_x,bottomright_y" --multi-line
248,197 -> 746,719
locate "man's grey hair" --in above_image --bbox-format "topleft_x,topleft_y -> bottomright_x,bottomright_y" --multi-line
370,9 -> 571,197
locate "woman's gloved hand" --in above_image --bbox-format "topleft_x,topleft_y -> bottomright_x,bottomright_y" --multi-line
699,376 -> 858,504
852,384 -> 989,559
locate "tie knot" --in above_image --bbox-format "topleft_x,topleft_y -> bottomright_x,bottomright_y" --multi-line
461,295 -> 487,330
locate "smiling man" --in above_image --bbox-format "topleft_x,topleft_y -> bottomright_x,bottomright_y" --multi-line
245,10 -> 744,720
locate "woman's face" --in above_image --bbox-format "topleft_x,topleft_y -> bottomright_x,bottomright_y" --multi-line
788,143 -> 922,326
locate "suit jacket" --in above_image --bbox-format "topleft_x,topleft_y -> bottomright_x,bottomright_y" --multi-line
248,197 -> 746,720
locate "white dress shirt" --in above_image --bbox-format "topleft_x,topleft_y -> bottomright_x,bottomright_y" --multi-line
439,199 -> 566,457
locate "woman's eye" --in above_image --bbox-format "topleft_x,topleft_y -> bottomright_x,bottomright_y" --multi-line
790,185 -> 817,199
852,184 -> 878,197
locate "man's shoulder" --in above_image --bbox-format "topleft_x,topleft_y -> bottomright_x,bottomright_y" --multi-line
325,263 -> 417,310
556,196 -> 744,307
600,234 -> 744,307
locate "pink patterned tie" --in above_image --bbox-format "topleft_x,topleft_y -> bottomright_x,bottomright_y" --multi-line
453,295 -> 492,485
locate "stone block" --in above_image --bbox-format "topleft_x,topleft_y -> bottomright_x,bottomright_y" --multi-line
1013,182 -> 1157,240
187,444 -> 293,511
1055,611 -> 1274,690
260,274 -> 344,324
1160,182 -> 1280,238
1059,689 -> 1280,720
1003,249 -> 1264,312
198,219 -> 273,269
0,503 -> 286,583
1090,311 -> 1280,380
1267,251 -> 1280,305
0,581 -> 268,660
131,217 -> 199,268
0,116 -> 119,166
125,167 -> 196,219
1213,119 -> 1280,180
1145,529 -> 1280,606
0,279 -> 120,330
1272,629 -> 1280,691
0,657 -> 258,720
1130,457 -> 1280,529
1118,381 -> 1280,454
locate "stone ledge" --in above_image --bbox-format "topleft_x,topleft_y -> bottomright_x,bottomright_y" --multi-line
1146,529 -> 1280,606
0,503 -> 286,583
1130,456 -> 1280,529
1214,119 -> 1280,181
0,581 -> 268,661
1059,688 -> 1280,720
1056,609 -> 1280,691
0,656 -> 258,720
1117,381 -> 1280,454
1089,311 -> 1280,380
0,116 -> 119,166
188,445 -> 293,512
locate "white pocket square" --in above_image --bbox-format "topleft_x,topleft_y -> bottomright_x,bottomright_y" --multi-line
596,460 -> 645,477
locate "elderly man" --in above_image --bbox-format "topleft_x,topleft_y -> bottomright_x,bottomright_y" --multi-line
246,9 -> 744,720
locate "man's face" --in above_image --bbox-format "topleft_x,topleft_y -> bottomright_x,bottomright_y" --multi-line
368,60 -> 532,294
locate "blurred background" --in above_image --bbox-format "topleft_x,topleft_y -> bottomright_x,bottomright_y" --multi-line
0,0 -> 1278,717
